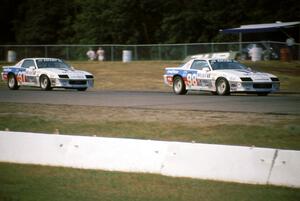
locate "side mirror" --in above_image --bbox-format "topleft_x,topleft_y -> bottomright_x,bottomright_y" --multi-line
202,67 -> 210,72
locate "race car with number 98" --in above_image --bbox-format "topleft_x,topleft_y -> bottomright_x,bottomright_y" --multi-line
163,59 -> 280,96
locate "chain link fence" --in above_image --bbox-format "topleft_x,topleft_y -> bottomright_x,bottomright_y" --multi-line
0,41 -> 299,62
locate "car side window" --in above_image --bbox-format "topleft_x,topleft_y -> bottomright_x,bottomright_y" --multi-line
21,60 -> 35,69
190,60 -> 210,70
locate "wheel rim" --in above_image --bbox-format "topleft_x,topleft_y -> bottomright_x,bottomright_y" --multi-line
8,76 -> 15,88
41,77 -> 48,89
217,80 -> 226,94
174,79 -> 182,93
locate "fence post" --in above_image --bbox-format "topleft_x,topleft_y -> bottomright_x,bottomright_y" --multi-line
66,46 -> 69,60
184,44 -> 188,58
158,44 -> 162,60
45,46 -> 48,57
211,43 -> 214,53
134,45 -> 138,61
111,46 -> 114,61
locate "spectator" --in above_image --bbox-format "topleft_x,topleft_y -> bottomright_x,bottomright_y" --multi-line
96,47 -> 105,61
86,48 -> 96,61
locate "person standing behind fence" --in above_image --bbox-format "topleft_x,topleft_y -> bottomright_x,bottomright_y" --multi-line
86,48 -> 96,61
96,47 -> 105,61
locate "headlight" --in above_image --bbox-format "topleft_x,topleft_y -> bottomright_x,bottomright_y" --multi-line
58,74 -> 69,79
271,77 -> 279,81
85,75 -> 94,79
240,77 -> 253,81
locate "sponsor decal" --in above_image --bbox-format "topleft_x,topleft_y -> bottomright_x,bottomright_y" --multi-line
167,70 -> 179,74
36,58 -> 61,62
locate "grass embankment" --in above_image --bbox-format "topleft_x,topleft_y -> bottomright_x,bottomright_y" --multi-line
0,163 -> 299,201
0,103 -> 299,150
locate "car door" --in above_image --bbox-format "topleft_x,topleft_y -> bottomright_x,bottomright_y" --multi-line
20,59 -> 39,86
187,60 -> 213,91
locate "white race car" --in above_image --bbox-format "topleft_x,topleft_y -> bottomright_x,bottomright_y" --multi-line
1,58 -> 94,91
164,59 -> 280,96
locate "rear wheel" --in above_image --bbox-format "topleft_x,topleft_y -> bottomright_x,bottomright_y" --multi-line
40,75 -> 52,91
173,76 -> 187,95
77,88 -> 87,91
7,74 -> 20,90
216,78 -> 230,95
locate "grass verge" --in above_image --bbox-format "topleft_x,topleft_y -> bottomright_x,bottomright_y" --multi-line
0,162 -> 299,201
0,103 -> 299,150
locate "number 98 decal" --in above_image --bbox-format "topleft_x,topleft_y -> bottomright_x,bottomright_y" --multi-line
187,73 -> 198,86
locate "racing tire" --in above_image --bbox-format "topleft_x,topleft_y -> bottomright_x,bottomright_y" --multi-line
40,75 -> 52,91
77,88 -> 87,91
257,92 -> 269,96
216,78 -> 230,95
7,74 -> 20,90
173,76 -> 187,95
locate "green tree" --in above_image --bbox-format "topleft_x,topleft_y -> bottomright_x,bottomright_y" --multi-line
13,0 -> 77,44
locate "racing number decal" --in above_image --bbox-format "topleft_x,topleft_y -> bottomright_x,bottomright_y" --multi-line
187,73 -> 198,86
16,72 -> 26,83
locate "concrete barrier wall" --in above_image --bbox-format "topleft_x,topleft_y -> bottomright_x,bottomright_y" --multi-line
268,150 -> 300,187
0,131 -> 168,173
0,131 -> 299,188
160,142 -> 276,185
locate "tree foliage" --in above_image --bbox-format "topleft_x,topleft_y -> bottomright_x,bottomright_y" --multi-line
1,0 -> 299,44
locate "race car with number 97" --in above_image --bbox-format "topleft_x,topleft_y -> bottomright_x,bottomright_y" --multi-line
163,59 -> 280,96
1,58 -> 94,91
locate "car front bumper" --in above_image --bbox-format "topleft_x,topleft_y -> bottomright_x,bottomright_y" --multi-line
50,78 -> 94,88
229,81 -> 280,93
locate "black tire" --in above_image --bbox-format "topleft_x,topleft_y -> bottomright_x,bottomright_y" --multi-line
257,92 -> 269,96
216,78 -> 230,95
173,76 -> 187,95
40,75 -> 52,91
7,74 -> 20,90
77,88 -> 87,91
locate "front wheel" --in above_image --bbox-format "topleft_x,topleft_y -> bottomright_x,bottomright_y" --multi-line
40,75 -> 52,91
216,78 -> 230,95
7,74 -> 20,90
257,92 -> 269,96
173,76 -> 187,95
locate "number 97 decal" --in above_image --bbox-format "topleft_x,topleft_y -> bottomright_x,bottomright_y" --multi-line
187,73 -> 198,86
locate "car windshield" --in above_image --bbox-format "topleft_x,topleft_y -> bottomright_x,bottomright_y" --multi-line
36,59 -> 70,69
209,59 -> 247,70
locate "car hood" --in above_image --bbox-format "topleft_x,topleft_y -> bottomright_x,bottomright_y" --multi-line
38,68 -> 90,79
214,69 -> 275,81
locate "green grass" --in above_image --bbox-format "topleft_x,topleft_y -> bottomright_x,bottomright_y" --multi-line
0,105 -> 299,150
0,163 -> 299,201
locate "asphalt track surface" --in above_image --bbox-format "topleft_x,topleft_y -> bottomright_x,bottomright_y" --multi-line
0,88 -> 299,115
